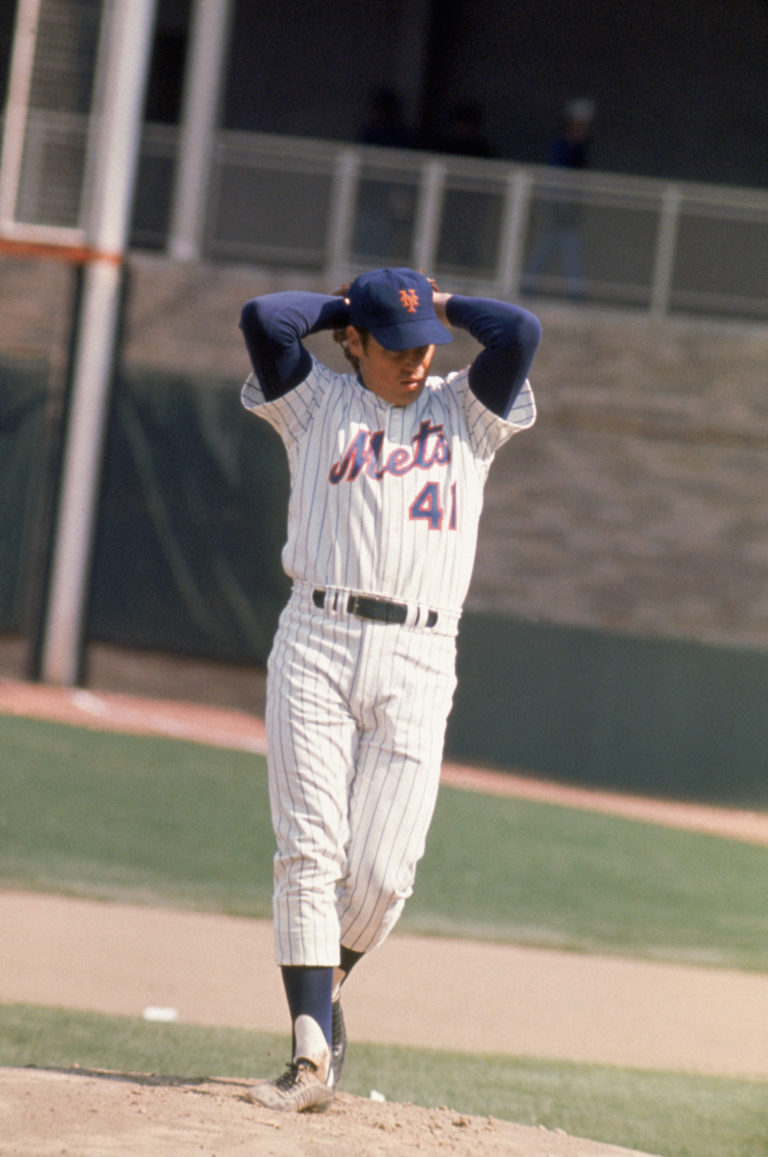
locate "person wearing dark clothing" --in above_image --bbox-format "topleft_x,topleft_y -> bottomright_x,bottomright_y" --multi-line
359,86 -> 412,149
437,102 -> 497,158
525,99 -> 596,297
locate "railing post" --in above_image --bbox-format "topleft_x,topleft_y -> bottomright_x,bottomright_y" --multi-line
411,158 -> 445,272
650,184 -> 682,318
326,148 -> 359,283
497,168 -> 532,298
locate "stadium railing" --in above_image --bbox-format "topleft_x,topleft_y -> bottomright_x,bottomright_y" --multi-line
4,112 -> 768,321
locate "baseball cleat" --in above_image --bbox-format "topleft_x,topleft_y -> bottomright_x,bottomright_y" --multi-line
331,997 -> 347,1087
248,1013 -> 334,1113
247,1058 -> 334,1113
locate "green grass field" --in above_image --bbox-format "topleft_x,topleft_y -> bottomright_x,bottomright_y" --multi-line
1,1003 -> 767,1157
2,712 -> 768,1156
4,714 -> 768,970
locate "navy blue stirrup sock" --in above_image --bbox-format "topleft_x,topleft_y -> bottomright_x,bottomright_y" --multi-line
281,965 -> 334,1050
339,945 -> 363,981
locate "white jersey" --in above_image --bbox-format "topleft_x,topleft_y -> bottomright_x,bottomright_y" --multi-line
241,357 -> 535,621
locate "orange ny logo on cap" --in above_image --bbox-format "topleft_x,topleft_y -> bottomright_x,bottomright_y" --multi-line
399,288 -> 419,313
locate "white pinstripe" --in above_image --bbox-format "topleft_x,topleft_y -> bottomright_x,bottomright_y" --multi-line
243,358 -> 535,966
242,361 -> 535,614
265,592 -> 457,964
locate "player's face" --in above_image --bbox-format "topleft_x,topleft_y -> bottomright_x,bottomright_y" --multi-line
347,328 -> 435,407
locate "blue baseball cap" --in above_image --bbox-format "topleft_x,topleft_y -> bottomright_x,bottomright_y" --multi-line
347,268 -> 452,351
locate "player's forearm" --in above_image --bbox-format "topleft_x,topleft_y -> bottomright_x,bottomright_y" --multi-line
240,291 -> 349,399
445,295 -> 542,418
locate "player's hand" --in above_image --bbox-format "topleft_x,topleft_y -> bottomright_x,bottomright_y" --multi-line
431,291 -> 452,323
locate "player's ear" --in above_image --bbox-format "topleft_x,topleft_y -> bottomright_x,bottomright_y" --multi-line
346,326 -> 365,358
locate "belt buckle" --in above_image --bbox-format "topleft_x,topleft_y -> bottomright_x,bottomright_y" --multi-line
350,594 -> 377,620
348,594 -> 397,622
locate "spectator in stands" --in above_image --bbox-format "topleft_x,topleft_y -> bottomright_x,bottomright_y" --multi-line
354,88 -> 414,258
436,101 -> 498,158
524,98 -> 596,297
359,86 -> 412,149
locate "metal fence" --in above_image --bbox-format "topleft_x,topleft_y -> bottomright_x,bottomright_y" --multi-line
5,109 -> 768,321
138,128 -> 768,321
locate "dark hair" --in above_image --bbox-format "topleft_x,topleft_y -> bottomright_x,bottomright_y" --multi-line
329,281 -> 368,371
330,273 -> 439,371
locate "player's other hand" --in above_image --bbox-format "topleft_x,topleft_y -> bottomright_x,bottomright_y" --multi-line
431,291 -> 453,323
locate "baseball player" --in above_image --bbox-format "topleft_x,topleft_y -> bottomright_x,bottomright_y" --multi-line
239,267 -> 540,1111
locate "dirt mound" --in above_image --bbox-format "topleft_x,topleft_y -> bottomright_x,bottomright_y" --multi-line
0,1066 -> 660,1156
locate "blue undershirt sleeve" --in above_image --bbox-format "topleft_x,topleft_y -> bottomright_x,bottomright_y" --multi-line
446,295 -> 542,418
240,291 -> 350,399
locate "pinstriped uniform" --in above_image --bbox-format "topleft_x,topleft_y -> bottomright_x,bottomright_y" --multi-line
241,358 -> 536,966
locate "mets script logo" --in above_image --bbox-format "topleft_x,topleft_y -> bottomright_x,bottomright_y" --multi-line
399,288 -> 419,313
329,420 -> 450,483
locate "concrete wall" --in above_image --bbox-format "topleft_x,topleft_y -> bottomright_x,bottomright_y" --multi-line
446,613 -> 768,806
118,258 -> 768,801
4,252 -> 768,653
4,253 -> 768,799
108,255 -> 768,653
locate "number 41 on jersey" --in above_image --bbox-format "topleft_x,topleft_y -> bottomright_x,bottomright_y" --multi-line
409,482 -> 458,530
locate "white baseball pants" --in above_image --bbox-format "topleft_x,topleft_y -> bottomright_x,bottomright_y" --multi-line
265,584 -> 458,966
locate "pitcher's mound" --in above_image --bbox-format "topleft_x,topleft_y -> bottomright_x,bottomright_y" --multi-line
0,1065 -> 660,1156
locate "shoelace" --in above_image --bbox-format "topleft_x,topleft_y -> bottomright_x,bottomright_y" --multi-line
274,1060 -> 316,1091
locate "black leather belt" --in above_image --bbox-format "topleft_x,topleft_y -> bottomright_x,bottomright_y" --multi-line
312,589 -> 438,628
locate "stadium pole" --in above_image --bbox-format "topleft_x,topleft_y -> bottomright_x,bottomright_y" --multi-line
39,0 -> 158,686
168,0 -> 234,262
0,0 -> 43,229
